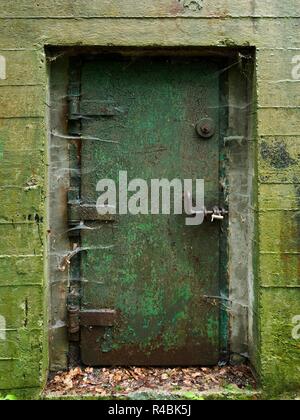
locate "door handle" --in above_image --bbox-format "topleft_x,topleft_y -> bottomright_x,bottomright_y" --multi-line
184,191 -> 228,222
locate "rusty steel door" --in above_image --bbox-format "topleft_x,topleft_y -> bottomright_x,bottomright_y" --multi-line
68,56 -> 224,366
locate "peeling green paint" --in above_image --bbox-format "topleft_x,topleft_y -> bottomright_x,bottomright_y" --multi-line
78,56 -> 221,365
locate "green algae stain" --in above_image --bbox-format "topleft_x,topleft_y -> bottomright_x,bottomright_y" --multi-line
207,316 -> 219,341
260,141 -> 296,169
0,395 -> 17,401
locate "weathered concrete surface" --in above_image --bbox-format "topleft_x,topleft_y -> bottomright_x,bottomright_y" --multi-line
42,389 -> 261,401
0,0 -> 299,18
0,0 -> 299,397
1,19 -> 300,50
226,62 -> 254,359
257,50 -> 300,108
260,289 -> 300,394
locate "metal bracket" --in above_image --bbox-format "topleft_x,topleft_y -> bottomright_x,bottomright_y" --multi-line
68,308 -> 117,336
68,201 -> 116,224
69,98 -> 126,119
80,310 -> 117,328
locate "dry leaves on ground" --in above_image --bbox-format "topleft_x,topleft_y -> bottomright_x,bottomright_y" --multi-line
46,365 -> 256,396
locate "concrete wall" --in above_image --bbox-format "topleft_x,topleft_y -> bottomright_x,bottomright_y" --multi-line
0,0 -> 299,397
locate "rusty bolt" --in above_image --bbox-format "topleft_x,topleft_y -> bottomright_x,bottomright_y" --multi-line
195,118 -> 215,139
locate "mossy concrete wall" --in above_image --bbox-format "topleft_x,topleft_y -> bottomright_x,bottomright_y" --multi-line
0,0 -> 299,397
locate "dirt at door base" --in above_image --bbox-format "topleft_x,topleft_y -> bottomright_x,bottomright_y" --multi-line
45,365 -> 256,399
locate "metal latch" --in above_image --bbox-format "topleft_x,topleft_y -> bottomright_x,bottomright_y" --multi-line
184,191 -> 228,222
208,207 -> 229,222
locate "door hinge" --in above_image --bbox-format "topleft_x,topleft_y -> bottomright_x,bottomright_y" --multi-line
68,306 -> 80,336
68,98 -> 126,119
68,308 -> 117,339
68,201 -> 116,224
80,310 -> 117,328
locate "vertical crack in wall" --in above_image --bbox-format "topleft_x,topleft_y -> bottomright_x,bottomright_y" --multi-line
24,298 -> 29,328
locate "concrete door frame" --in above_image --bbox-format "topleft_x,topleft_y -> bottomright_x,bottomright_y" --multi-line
47,46 -> 256,373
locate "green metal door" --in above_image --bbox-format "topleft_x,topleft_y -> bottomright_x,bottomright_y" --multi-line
69,55 -> 224,366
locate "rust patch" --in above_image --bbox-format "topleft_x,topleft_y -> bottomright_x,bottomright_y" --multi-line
80,330 -> 218,367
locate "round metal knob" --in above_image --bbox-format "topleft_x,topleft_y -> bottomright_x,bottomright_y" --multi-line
195,118 -> 215,139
